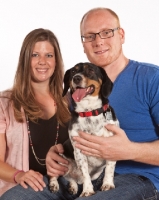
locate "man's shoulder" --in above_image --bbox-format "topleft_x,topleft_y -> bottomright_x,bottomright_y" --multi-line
130,59 -> 159,70
129,60 -> 159,75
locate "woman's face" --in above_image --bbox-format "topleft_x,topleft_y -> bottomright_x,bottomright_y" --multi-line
31,41 -> 56,84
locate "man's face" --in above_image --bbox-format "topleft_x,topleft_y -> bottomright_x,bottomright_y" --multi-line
81,10 -> 125,68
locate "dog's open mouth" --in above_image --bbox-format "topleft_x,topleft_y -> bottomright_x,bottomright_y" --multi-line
72,85 -> 95,102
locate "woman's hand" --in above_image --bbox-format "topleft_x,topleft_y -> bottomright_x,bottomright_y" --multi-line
46,144 -> 69,177
73,124 -> 134,161
15,170 -> 46,192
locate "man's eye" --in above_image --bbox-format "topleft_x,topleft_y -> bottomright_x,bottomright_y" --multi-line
103,30 -> 112,35
84,34 -> 94,40
87,35 -> 94,39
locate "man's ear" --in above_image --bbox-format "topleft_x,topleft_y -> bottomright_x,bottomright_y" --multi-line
119,28 -> 125,44
62,69 -> 71,97
99,67 -> 113,99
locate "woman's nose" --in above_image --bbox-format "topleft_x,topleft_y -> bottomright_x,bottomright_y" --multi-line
38,56 -> 46,65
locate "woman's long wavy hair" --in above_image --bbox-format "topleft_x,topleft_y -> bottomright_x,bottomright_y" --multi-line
10,28 -> 70,125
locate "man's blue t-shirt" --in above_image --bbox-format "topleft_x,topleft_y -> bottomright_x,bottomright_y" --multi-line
109,59 -> 159,191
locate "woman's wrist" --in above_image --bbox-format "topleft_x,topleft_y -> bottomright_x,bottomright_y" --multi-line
13,170 -> 24,183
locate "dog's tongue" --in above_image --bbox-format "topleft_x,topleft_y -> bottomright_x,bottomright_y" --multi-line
72,88 -> 87,102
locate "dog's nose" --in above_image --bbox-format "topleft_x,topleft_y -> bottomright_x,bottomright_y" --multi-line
73,75 -> 82,84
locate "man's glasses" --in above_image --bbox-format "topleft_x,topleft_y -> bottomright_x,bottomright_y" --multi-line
81,27 -> 120,43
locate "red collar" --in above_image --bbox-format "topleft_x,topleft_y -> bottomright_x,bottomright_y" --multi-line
77,104 -> 109,117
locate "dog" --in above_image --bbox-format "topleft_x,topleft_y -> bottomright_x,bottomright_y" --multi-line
49,62 -> 119,197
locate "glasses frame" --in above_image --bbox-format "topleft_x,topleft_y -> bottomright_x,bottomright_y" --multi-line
81,27 -> 120,43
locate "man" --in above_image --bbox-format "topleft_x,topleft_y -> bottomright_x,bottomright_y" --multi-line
46,8 -> 159,199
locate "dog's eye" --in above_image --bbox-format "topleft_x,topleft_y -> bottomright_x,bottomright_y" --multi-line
87,68 -> 95,76
89,69 -> 94,73
71,70 -> 76,75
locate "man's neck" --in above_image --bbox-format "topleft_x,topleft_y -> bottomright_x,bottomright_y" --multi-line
104,55 -> 129,82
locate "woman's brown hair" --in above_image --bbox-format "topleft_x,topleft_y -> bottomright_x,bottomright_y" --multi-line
10,28 -> 70,124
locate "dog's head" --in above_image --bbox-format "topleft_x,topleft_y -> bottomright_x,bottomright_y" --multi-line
63,62 -> 113,103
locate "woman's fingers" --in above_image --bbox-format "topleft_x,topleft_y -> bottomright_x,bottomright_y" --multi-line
17,170 -> 46,191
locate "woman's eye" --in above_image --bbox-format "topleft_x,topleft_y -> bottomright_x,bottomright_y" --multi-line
47,54 -> 53,58
32,53 -> 38,57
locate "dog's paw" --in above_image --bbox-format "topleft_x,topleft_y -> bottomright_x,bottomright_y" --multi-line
50,182 -> 59,193
80,188 -> 95,197
68,181 -> 78,195
49,178 -> 59,193
100,183 -> 115,191
80,182 -> 95,197
80,189 -> 95,197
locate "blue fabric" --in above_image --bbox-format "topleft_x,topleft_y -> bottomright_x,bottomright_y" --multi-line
109,59 -> 159,191
1,174 -> 159,200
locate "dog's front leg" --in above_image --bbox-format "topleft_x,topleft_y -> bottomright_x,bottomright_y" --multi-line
64,174 -> 78,195
100,119 -> 119,191
49,176 -> 59,192
73,148 -> 95,197
101,160 -> 116,191
70,126 -> 95,197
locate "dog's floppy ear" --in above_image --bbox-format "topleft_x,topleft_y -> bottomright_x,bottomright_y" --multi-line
99,67 -> 113,99
62,69 -> 71,97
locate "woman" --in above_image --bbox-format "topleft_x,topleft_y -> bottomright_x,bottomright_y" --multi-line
0,28 -> 70,197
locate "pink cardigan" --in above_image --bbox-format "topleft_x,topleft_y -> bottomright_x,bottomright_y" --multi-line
0,91 -> 29,196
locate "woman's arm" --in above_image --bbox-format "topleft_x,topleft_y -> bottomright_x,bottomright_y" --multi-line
0,134 -> 46,191
0,133 -> 19,183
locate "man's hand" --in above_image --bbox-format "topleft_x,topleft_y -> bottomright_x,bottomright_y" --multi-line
73,124 -> 134,161
46,144 -> 69,177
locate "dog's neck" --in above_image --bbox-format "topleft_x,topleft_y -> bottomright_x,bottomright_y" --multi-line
77,104 -> 109,117
74,96 -> 101,111
74,95 -> 108,115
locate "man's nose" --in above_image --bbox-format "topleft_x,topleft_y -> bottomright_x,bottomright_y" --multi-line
93,34 -> 104,46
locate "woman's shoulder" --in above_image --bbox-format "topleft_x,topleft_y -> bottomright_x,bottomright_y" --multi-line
0,89 -> 12,105
0,89 -> 12,97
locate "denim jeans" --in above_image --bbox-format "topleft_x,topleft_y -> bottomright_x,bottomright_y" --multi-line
1,173 -> 159,200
